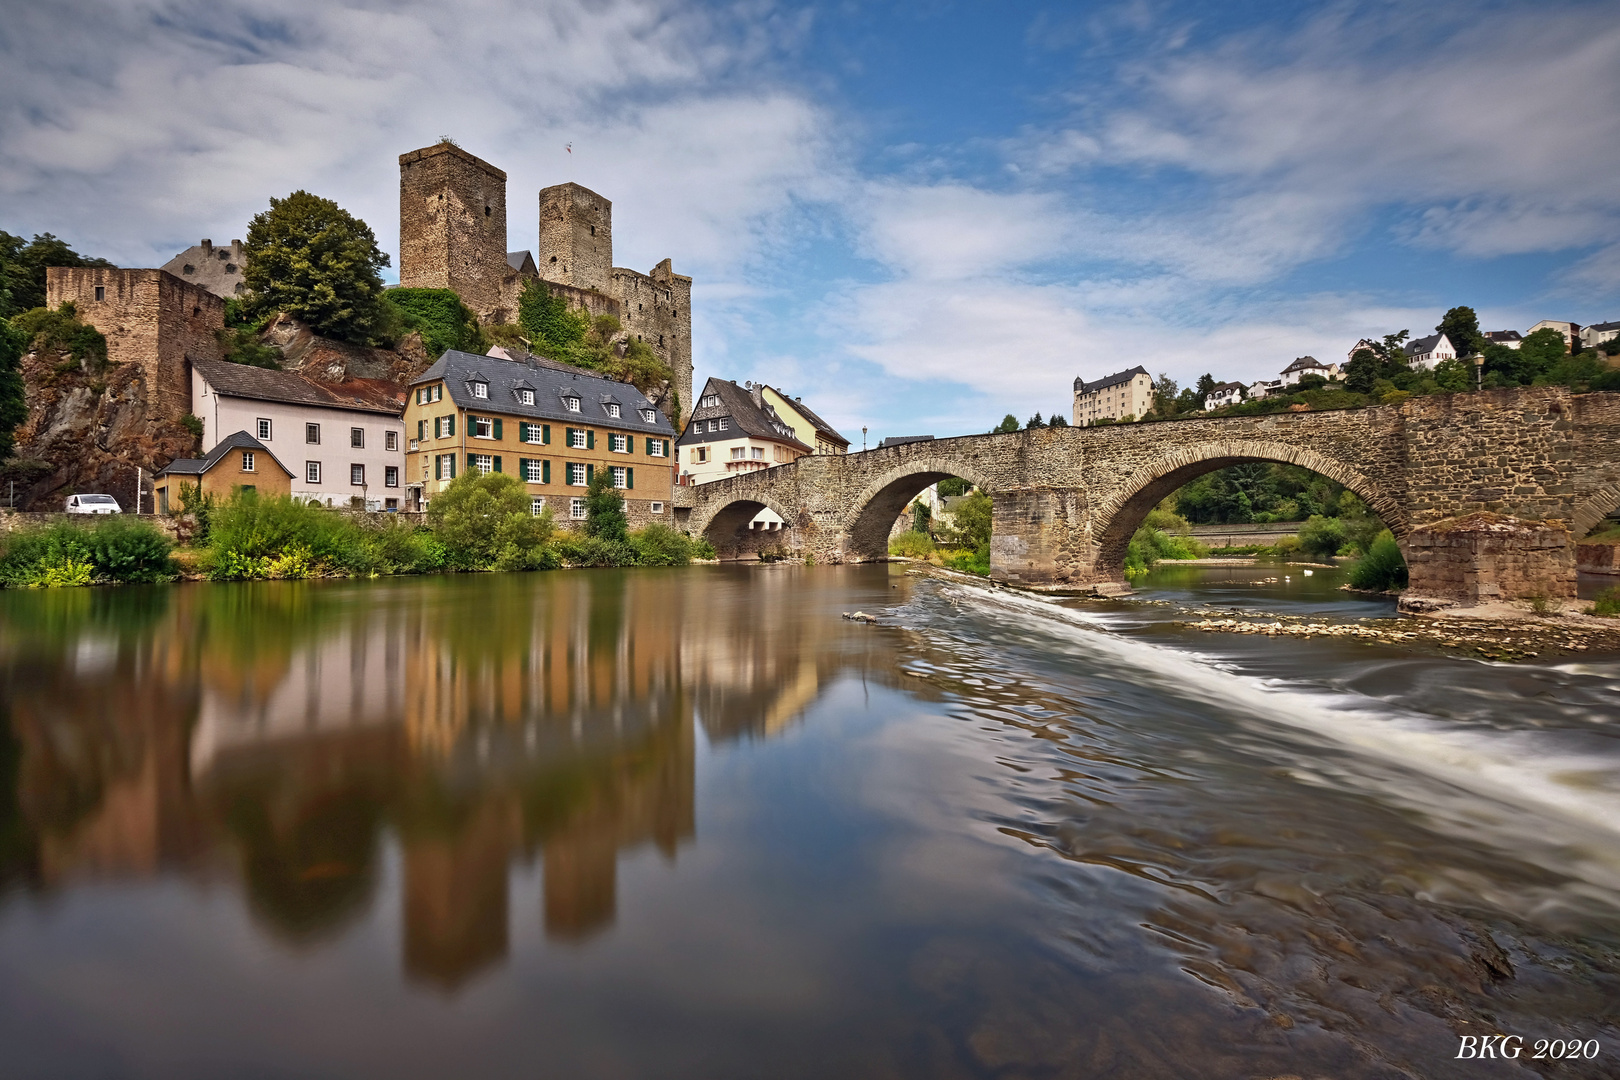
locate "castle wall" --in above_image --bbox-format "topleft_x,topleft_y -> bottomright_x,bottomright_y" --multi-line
45,267 -> 224,420
612,260 -> 693,425
399,144 -> 510,319
538,183 -> 613,292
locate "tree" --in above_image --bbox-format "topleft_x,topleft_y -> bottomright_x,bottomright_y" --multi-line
950,491 -> 992,549
1047,413 -> 1069,427
1344,330 -> 1410,393
994,414 -> 1019,434
1195,373 -> 1217,398
0,319 -> 28,459
0,231 -> 114,319
1025,412 -> 1045,429
936,477 -> 972,497
241,191 -> 392,345
518,278 -> 587,356
1153,373 -> 1179,417
584,469 -> 628,542
385,288 -> 486,359
1435,306 -> 1484,357
912,499 -> 931,534
427,472 -> 551,569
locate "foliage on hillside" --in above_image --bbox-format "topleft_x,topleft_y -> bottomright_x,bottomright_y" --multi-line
1124,504 -> 1205,576
0,231 -> 114,320
240,191 -> 393,346
12,303 -> 108,373
0,317 -> 30,461
384,288 -> 487,359
516,280 -> 672,395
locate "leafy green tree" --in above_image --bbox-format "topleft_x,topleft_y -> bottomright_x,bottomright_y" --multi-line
385,288 -> 486,359
936,476 -> 971,497
1176,387 -> 1199,412
0,318 -> 28,459
912,499 -> 931,534
950,490 -> 992,549
241,191 -> 392,345
1344,330 -> 1410,393
427,472 -> 551,569
0,231 -> 114,319
1195,373 -> 1217,398
994,414 -> 1019,434
1435,306 -> 1484,357
1152,373 -> 1179,417
583,469 -> 628,542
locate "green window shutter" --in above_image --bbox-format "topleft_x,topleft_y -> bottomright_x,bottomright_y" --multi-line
646,437 -> 654,455
493,418 -> 503,440
627,467 -> 634,490
543,424 -> 551,444
493,456 -> 502,473
565,427 -> 575,445
543,459 -> 551,484
449,454 -> 457,479
518,421 -> 528,442
587,430 -> 595,450
663,439 -> 670,457
586,464 -> 594,484
448,414 -> 456,437
417,419 -> 425,440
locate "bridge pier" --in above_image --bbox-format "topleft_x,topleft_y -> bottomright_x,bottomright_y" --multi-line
1400,514 -> 1577,612
987,486 -> 1109,588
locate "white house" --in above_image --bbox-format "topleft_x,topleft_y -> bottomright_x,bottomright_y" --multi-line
1528,320 -> 1580,350
676,378 -> 814,529
1247,379 -> 1284,399
1278,356 -> 1341,386
1483,330 -> 1523,350
1403,333 -> 1456,372
191,358 -> 408,510
1203,382 -> 1245,410
1580,321 -> 1620,349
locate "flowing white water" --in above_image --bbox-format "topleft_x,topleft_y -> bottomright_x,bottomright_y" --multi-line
926,581 -> 1620,915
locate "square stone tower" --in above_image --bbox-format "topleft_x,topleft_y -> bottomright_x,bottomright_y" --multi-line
538,183 -> 613,292
399,143 -> 509,317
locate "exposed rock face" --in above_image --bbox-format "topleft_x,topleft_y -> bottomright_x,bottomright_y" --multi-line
261,313 -> 430,384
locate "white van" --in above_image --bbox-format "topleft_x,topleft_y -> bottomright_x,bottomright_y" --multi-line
66,494 -> 122,515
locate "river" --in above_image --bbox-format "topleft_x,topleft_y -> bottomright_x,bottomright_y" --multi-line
0,564 -> 1616,1078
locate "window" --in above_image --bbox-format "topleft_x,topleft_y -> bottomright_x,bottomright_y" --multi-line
751,446 -> 764,460
564,396 -> 581,412
531,497 -> 546,517
257,418 -> 272,440
694,447 -> 708,463
523,459 -> 545,482
523,423 -> 545,444
774,445 -> 787,462
609,433 -> 628,453
94,286 -> 105,301
385,498 -> 398,511
306,423 -> 320,444
567,462 -> 588,486
385,431 -> 397,451
468,455 -> 491,475
606,403 -> 620,418
570,497 -> 587,520
649,439 -> 666,457
474,416 -> 493,438
701,394 -> 719,408
641,409 -> 656,423
435,455 -> 455,480
520,389 -> 534,405
350,428 -> 364,448
610,466 -> 628,489
306,461 -> 321,483
568,428 -> 588,449
385,466 -> 398,488
717,418 -> 728,431
650,501 -> 664,514
351,464 -> 365,485
472,381 -> 488,399
731,447 -> 745,460
241,451 -> 256,472
436,415 -> 452,438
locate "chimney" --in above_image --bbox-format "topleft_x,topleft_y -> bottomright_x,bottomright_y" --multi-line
201,239 -> 213,257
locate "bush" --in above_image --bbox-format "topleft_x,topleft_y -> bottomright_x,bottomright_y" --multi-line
83,516 -> 177,583
12,303 -> 108,373
1348,530 -> 1408,591
889,530 -> 935,558
384,288 -> 486,359
941,544 -> 990,576
427,472 -> 545,570
949,491 -> 992,549
0,517 -> 174,587
629,523 -> 701,566
215,326 -> 282,369
1592,587 -> 1620,617
556,532 -> 635,567
1297,514 -> 1346,559
583,471 -> 628,542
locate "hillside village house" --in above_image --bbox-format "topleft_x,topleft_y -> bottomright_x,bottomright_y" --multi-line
1403,333 -> 1457,371
153,431 -> 293,511
191,358 -> 408,510
1073,366 -> 1153,426
405,349 -> 676,522
758,386 -> 849,455
678,379 -> 813,530
1580,321 -> 1620,349
1203,381 -> 1245,410
1483,330 -> 1523,350
1529,320 -> 1581,350
1279,356 -> 1341,386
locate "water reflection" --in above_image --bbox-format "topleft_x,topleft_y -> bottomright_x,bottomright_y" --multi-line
0,570 -> 886,991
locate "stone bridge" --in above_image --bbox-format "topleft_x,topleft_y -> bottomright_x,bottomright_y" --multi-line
673,388 -> 1620,607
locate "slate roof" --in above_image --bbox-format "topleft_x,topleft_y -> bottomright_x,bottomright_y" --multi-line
1483,330 -> 1523,343
877,435 -> 934,449
1205,381 -> 1245,395
1405,333 -> 1446,356
1074,365 -> 1150,394
765,386 -> 848,447
414,350 -> 676,434
507,250 -> 538,275
1586,320 -> 1620,333
193,358 -> 405,416
1280,356 -> 1329,373
680,378 -> 812,449
154,430 -> 293,479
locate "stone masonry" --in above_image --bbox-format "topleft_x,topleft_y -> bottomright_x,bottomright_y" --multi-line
399,143 -> 515,320
675,387 -> 1620,607
538,183 -> 613,291
45,267 -> 224,420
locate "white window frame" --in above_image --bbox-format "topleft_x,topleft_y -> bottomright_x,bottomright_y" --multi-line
306,461 -> 321,483
717,418 -> 729,431
650,501 -> 664,514
524,425 -> 544,445
609,433 -> 628,453
472,454 -> 493,476
568,428 -> 588,449
611,466 -> 627,489
351,427 -> 364,449
649,440 -> 665,457
474,416 -> 493,439
701,395 -> 719,408
731,447 -> 745,460
351,463 -> 365,486
384,466 -> 399,488
570,497 -> 587,520
751,446 -> 764,460
385,431 -> 398,451
606,403 -> 621,418
567,462 -> 587,486
472,381 -> 488,399
520,389 -> 535,405
257,418 -> 272,440
564,396 -> 581,412
436,416 -> 450,438
641,409 -> 656,423
531,497 -> 546,517
241,451 -> 256,472
523,459 -> 543,482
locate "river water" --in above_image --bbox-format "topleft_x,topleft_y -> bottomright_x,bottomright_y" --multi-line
0,564 -> 1616,1079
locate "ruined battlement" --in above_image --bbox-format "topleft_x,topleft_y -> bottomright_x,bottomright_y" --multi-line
538,182 -> 613,292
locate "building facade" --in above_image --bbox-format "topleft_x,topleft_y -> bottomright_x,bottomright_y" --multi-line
677,379 -> 813,489
1403,333 -> 1457,371
1528,320 -> 1581,350
153,431 -> 293,511
760,386 -> 849,454
160,239 -> 247,299
191,359 -> 408,509
1203,381 -> 1245,410
1072,366 -> 1153,426
404,350 -> 676,523
1579,321 -> 1619,349
1279,356 -> 1341,386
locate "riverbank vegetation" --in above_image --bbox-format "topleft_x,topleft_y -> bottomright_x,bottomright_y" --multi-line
0,517 -> 177,587
1124,505 -> 1206,576
889,488 -> 992,575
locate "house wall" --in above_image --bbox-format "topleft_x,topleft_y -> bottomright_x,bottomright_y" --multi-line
45,267 -> 224,421
760,387 -> 846,454
399,143 -> 511,319
402,395 -> 675,523
1073,373 -> 1153,426
159,240 -> 246,300
155,450 -> 292,509
193,368 -> 407,509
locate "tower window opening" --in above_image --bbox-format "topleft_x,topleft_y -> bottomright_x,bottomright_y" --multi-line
485,206 -> 491,216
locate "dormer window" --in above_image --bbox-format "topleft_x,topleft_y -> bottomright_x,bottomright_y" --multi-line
564,395 -> 581,412
471,381 -> 488,399
519,389 -> 534,405
701,394 -> 720,408
641,409 -> 656,423
606,403 -> 620,418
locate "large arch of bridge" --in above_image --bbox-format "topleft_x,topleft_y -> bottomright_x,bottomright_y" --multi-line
1573,482 -> 1620,539
841,457 -> 999,561
690,492 -> 803,554
1089,441 -> 1404,582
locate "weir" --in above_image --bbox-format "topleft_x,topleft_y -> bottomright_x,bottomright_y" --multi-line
675,387 -> 1620,609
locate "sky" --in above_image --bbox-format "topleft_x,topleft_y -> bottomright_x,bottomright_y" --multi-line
3,0 -> 1619,442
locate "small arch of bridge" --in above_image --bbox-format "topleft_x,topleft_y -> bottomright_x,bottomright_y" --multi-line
688,492 -> 804,555
1573,481 -> 1620,539
1088,440 -> 1406,582
840,457 -> 998,561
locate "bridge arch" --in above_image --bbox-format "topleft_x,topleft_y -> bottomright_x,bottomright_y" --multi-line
1088,440 -> 1405,581
842,457 -> 998,561
1573,482 -> 1620,539
688,491 -> 804,558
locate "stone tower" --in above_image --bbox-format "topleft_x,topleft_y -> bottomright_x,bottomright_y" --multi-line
399,143 -> 509,318
538,183 -> 613,292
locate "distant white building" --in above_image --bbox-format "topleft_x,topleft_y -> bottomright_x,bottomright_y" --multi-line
1203,381 -> 1245,410
1278,356 -> 1341,386
1247,379 -> 1284,399
1482,330 -> 1523,350
1528,320 -> 1580,350
1403,332 -> 1456,372
1580,321 -> 1620,349
1072,366 -> 1153,425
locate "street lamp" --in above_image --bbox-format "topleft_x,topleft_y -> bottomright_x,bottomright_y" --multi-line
862,426 -> 868,451
1475,353 -> 1485,391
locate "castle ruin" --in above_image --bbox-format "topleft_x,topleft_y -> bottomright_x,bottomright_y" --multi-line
398,142 -> 693,425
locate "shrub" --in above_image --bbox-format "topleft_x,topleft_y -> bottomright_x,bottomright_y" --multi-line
1593,587 -> 1620,617
556,532 -> 635,567
1297,514 -> 1347,559
629,523 -> 700,566
427,472 -> 540,570
13,303 -> 108,373
948,491 -> 992,549
384,288 -> 486,359
942,544 -> 990,576
82,516 -> 176,583
0,518 -> 174,587
1348,530 -> 1408,591
1527,594 -> 1563,617
583,470 -> 629,542
215,326 -> 282,369
889,530 -> 935,558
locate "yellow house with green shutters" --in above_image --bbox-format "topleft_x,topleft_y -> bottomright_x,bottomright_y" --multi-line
404,349 -> 677,525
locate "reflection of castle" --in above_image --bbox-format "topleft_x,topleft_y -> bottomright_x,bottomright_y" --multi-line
0,569 -> 888,991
